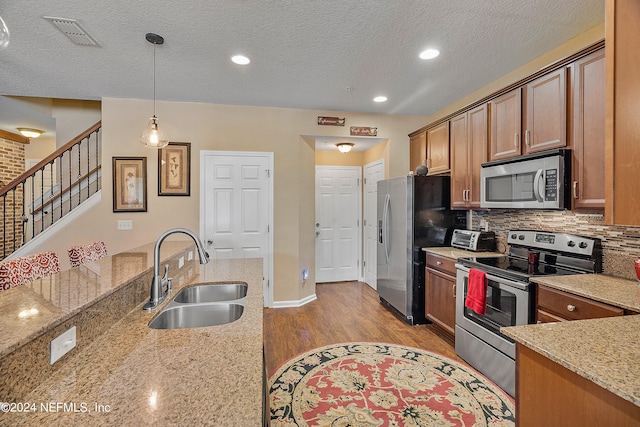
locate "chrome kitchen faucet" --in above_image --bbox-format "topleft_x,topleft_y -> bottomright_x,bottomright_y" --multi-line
143,228 -> 210,311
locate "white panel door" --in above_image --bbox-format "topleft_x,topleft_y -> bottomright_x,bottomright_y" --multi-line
363,159 -> 384,289
315,166 -> 361,283
201,152 -> 273,306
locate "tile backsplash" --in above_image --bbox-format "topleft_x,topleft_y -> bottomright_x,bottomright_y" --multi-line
470,210 -> 640,281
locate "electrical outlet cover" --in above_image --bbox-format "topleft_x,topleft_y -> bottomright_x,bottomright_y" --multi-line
50,326 -> 76,364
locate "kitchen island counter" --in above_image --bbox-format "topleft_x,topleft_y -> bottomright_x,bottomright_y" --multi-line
1,243 -> 264,426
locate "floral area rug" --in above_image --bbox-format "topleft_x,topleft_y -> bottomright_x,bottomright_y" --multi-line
269,342 -> 515,427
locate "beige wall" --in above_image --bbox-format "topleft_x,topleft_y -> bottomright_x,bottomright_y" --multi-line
33,99 -> 425,302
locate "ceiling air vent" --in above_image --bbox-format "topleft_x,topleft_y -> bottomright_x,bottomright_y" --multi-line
43,16 -> 99,46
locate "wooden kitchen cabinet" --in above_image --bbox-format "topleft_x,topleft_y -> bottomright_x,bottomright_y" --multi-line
426,122 -> 450,174
451,104 -> 487,209
409,131 -> 427,174
425,253 -> 457,337
571,48 -> 606,210
605,0 -> 640,226
522,67 -> 567,154
516,344 -> 640,427
489,88 -> 522,161
536,285 -> 624,323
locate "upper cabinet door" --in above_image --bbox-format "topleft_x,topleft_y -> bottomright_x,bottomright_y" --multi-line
571,48 -> 606,210
427,121 -> 450,174
467,104 -> 488,208
489,88 -> 521,161
450,112 -> 468,209
409,131 -> 427,174
523,68 -> 567,154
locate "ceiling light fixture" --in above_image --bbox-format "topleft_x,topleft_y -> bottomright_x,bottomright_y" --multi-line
337,143 -> 354,153
373,96 -> 388,103
231,55 -> 250,65
140,33 -> 169,149
419,48 -> 440,60
17,128 -> 43,138
0,15 -> 9,49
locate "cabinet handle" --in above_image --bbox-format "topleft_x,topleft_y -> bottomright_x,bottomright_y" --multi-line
452,284 -> 456,298
465,189 -> 469,202
567,304 -> 576,312
525,130 -> 531,146
514,133 -> 519,148
436,261 -> 442,265
573,181 -> 578,199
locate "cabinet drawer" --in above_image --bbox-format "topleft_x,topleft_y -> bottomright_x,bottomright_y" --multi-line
537,286 -> 624,321
536,308 -> 566,323
425,253 -> 456,275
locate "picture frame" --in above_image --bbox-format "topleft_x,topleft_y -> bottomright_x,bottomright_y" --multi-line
112,157 -> 147,212
158,142 -> 191,196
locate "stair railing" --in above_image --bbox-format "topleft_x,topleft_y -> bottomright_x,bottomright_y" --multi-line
0,121 -> 102,260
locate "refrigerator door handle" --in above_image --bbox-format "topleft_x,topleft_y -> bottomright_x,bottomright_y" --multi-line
383,194 -> 390,263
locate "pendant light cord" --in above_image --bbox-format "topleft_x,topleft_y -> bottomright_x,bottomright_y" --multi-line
153,43 -> 156,117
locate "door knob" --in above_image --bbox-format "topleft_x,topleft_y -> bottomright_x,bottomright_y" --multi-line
316,223 -> 320,228
207,239 -> 213,244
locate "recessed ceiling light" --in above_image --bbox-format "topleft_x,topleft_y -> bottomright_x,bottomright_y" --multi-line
373,96 -> 387,103
419,48 -> 440,60
231,55 -> 250,65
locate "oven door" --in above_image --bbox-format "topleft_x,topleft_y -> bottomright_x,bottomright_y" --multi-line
455,264 -> 532,358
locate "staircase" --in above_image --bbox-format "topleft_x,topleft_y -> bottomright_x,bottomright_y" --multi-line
0,121 -> 102,260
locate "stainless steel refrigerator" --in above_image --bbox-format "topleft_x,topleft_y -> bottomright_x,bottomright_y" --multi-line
377,175 -> 465,324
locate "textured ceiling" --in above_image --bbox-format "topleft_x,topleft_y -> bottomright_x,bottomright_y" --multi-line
0,0 -> 604,125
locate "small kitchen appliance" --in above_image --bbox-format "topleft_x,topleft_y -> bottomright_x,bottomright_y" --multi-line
455,230 -> 602,396
480,149 -> 571,209
451,229 -> 496,252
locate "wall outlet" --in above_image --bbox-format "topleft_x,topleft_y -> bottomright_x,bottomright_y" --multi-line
188,251 -> 193,261
117,220 -> 133,230
178,256 -> 185,269
50,326 -> 76,364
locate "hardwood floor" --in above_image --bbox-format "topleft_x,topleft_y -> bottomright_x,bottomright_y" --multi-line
263,281 -> 466,376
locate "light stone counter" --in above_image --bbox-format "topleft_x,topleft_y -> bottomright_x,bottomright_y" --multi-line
422,246 -> 504,260
0,242 -> 264,426
531,274 -> 640,313
502,315 -> 640,406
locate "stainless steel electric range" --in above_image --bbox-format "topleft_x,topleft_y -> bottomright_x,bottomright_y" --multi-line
454,230 -> 602,397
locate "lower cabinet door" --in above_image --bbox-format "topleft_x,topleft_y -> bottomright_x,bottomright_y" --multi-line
425,267 -> 456,337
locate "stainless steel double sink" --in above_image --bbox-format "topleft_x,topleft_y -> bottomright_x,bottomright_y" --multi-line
148,282 -> 248,329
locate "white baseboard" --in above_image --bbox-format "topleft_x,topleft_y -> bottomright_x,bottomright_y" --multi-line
272,293 -> 317,308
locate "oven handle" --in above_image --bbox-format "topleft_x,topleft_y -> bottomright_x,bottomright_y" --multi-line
456,264 -> 530,291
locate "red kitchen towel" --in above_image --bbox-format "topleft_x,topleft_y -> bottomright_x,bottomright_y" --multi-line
465,268 -> 488,315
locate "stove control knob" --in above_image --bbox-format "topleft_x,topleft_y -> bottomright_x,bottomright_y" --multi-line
518,235 -> 525,240
579,242 -> 588,249
511,233 -> 517,239
567,240 -> 576,247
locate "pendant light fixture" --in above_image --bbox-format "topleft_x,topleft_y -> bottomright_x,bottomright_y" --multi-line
0,15 -> 9,49
140,32 -> 169,149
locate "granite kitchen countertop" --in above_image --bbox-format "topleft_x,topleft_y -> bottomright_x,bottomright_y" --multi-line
531,273 -> 640,313
0,242 -> 264,426
502,314 -> 640,406
422,246 -> 504,260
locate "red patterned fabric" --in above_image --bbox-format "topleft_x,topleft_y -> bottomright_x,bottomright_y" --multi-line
0,252 -> 60,291
68,241 -> 108,268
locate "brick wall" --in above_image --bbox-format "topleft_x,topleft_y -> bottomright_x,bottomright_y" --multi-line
471,210 -> 640,281
0,138 -> 26,258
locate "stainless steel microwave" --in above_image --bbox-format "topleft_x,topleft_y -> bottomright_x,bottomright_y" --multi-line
480,149 -> 571,209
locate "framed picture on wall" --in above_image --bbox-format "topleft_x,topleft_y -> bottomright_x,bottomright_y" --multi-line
112,157 -> 147,212
158,142 -> 191,196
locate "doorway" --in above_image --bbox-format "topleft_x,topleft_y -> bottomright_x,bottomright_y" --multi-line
363,159 -> 384,289
200,151 -> 274,307
315,166 -> 361,283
